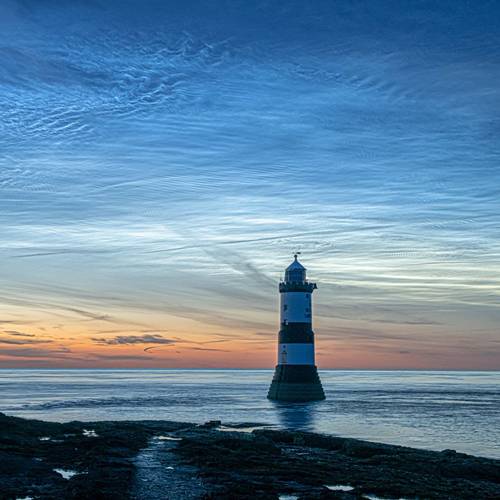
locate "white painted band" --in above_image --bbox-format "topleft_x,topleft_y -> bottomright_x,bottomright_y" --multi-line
277,343 -> 315,365
280,292 -> 312,324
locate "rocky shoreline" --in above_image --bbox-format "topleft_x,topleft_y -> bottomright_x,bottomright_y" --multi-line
1,412 -> 499,499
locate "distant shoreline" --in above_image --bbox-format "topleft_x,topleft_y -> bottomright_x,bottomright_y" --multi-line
2,412 -> 499,499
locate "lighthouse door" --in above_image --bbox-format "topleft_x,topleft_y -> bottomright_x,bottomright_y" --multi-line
280,345 -> 288,364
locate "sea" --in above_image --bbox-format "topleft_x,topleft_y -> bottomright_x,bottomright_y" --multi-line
1,369 -> 499,459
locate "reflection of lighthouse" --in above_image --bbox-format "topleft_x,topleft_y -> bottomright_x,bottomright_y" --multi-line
267,255 -> 325,401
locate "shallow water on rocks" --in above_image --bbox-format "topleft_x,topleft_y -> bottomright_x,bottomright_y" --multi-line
53,469 -> 78,480
131,435 -> 205,500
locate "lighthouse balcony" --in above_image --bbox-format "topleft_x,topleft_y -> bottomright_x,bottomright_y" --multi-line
279,281 -> 317,293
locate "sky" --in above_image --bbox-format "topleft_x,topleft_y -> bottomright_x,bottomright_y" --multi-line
0,0 -> 499,370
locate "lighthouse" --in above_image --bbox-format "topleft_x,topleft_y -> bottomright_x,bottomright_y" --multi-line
267,254 -> 325,401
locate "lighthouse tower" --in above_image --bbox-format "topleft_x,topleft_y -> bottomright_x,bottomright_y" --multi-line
267,255 -> 325,401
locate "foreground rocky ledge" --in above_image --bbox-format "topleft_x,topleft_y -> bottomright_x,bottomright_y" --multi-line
1,413 -> 499,499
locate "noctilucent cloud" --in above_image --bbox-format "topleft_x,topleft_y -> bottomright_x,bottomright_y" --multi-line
0,1 -> 499,369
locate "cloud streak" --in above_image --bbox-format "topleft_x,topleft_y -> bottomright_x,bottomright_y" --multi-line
3,330 -> 36,337
0,337 -> 53,345
91,334 -> 175,345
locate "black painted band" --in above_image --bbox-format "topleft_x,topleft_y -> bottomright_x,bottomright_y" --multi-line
271,364 -> 322,383
279,323 -> 314,344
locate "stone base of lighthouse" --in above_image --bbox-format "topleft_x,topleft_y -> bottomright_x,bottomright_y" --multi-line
267,364 -> 325,402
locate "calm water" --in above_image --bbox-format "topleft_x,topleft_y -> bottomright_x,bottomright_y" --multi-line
0,370 -> 499,459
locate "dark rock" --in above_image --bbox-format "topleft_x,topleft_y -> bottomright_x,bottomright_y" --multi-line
201,420 -> 222,429
1,413 -> 499,500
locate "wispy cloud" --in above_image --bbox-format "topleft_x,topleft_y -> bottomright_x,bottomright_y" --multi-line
91,334 -> 175,345
0,347 -> 71,358
0,337 -> 53,345
3,330 -> 36,337
90,354 -> 157,361
185,346 -> 228,352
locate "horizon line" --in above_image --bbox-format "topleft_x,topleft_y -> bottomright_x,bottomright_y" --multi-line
0,367 -> 498,372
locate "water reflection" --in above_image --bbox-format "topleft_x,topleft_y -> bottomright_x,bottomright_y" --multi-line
271,401 -> 321,431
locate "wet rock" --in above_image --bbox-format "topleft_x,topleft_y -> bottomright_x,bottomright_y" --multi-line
441,448 -> 457,456
200,420 -> 222,429
0,413 -> 189,499
173,428 -> 500,499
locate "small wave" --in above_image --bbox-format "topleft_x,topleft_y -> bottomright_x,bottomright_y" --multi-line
16,395 -> 239,411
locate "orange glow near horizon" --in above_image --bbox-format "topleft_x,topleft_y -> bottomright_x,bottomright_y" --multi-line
1,254 -> 499,371
1,305 -> 498,370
